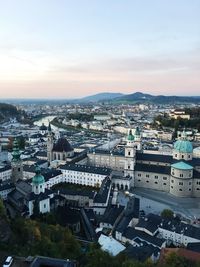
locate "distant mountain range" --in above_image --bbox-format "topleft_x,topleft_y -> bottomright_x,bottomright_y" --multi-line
79,92 -> 124,102
1,92 -> 200,105
76,91 -> 200,104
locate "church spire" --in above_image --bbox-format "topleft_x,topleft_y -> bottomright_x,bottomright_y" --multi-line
12,138 -> 21,162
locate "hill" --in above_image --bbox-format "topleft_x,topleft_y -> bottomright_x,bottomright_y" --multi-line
112,92 -> 200,104
79,92 -> 124,102
0,103 -> 31,124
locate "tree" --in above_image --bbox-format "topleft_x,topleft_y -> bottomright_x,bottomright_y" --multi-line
161,209 -> 174,219
165,252 -> 192,267
0,199 -> 7,219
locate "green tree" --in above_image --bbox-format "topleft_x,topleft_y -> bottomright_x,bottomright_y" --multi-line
0,199 -> 7,219
161,209 -> 174,219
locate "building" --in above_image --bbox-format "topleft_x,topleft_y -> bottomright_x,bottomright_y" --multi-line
47,123 -> 74,162
60,164 -> 111,188
88,129 -> 200,197
11,138 -> 23,183
169,109 -> 190,120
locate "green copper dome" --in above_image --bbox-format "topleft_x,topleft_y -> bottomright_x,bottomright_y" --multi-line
174,140 -> 193,153
32,165 -> 45,185
171,161 -> 193,170
127,130 -> 134,141
12,138 -> 21,161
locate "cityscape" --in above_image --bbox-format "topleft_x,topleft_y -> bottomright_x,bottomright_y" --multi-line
0,1 -> 200,267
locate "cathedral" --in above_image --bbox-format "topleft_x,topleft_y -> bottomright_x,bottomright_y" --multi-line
88,129 -> 200,197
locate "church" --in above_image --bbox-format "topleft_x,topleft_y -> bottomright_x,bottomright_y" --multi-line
47,123 -> 74,162
88,128 -> 200,197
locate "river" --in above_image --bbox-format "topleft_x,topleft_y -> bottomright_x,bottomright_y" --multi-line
33,115 -> 59,130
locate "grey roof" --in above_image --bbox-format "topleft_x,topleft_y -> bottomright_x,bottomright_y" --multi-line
160,218 -> 200,240
0,165 -> 11,172
136,152 -> 172,164
135,213 -> 162,234
123,227 -> 165,248
35,151 -> 47,157
60,163 -> 112,176
100,205 -> 124,226
0,182 -> 15,191
30,256 -> 76,267
93,178 -> 111,204
53,137 -> 73,152
58,188 -> 95,199
135,163 -> 171,175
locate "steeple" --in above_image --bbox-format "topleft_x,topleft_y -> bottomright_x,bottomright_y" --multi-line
12,138 -> 21,161
127,129 -> 134,142
32,165 -> 45,194
48,121 -> 52,132
11,138 -> 23,183
47,122 -> 53,162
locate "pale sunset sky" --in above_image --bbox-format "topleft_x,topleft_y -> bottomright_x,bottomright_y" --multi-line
0,0 -> 199,98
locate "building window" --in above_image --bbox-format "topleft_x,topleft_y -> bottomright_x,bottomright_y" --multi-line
180,174 -> 183,178
182,155 -> 184,159
138,173 -> 141,177
163,183 -> 166,185
155,176 -> 158,179
189,188 -> 191,191
128,151 -> 130,156
179,189 -> 182,191
138,179 -> 141,182
155,182 -> 158,184
171,180 -> 174,183
146,181 -> 149,183
171,186 -> 173,189
44,204 -> 46,208
146,174 -> 149,178
163,177 -> 167,180
179,182 -> 183,185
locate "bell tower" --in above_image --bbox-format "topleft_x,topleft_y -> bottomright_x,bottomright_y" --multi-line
124,130 -> 136,185
11,138 -> 23,183
47,122 -> 53,162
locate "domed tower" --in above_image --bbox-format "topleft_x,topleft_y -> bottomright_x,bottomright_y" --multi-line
170,161 -> 193,197
134,126 -> 142,151
32,165 -> 45,195
124,130 -> 136,184
173,130 -> 193,161
47,122 -> 53,162
11,138 -> 23,183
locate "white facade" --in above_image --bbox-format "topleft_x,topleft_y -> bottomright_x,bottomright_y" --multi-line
0,167 -> 12,182
61,168 -> 109,187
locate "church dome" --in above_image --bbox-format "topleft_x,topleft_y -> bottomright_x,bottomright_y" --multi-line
127,130 -> 134,141
53,137 -> 73,152
32,166 -> 45,185
174,140 -> 193,153
40,123 -> 47,131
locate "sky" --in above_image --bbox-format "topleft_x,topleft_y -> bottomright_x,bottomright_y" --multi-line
0,0 -> 199,98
